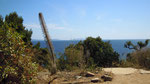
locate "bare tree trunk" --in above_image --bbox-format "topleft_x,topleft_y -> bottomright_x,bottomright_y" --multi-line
39,13 -> 57,75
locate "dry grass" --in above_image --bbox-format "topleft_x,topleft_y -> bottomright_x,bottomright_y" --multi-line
127,48 -> 150,69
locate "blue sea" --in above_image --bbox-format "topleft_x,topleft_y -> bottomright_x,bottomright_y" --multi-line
32,39 -> 148,59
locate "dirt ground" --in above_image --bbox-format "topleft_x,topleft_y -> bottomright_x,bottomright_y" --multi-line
101,73 -> 150,84
37,68 -> 150,84
101,68 -> 150,84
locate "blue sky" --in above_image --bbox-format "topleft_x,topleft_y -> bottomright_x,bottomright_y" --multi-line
0,0 -> 150,40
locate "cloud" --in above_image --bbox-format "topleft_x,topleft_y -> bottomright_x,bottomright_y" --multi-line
24,23 -> 65,30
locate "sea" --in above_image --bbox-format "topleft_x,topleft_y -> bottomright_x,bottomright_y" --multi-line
32,39 -> 149,60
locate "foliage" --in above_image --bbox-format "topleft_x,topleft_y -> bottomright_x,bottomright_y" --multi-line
57,37 -> 119,71
83,37 -> 119,67
0,25 -> 39,83
65,44 -> 84,67
4,12 -> 32,44
57,43 -> 85,71
123,40 -> 150,69
0,15 -> 3,27
125,48 -> 150,69
124,40 -> 149,50
33,42 -> 52,70
0,12 -> 41,83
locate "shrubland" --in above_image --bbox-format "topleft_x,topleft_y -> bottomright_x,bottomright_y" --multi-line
57,37 -> 120,71
123,48 -> 150,69
119,40 -> 150,69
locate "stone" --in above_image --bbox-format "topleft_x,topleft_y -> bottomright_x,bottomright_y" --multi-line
101,75 -> 112,81
85,72 -> 95,77
95,71 -> 99,74
63,79 -> 67,81
75,76 -> 82,79
139,69 -> 150,74
91,78 -> 100,83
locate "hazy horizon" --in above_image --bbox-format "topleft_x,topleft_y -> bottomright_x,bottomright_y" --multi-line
32,38 -> 148,41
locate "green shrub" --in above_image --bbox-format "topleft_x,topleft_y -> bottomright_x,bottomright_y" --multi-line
57,43 -> 85,71
57,37 -> 120,71
0,15 -> 39,84
0,27 -> 39,83
83,37 -> 119,67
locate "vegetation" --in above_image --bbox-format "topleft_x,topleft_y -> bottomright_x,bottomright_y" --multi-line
0,19 -> 39,83
83,37 -> 119,67
57,37 -> 119,71
124,40 -> 149,50
128,48 -> 150,69
57,42 -> 85,71
5,12 -> 32,45
32,42 -> 52,70
121,40 -> 150,69
0,12 -> 53,83
1,12 -> 150,83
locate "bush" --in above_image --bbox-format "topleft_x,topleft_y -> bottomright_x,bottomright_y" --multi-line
127,48 -> 150,69
0,27 -> 39,83
0,13 -> 39,84
57,43 -> 85,71
83,37 -> 119,67
57,37 -> 120,71
32,45 -> 52,70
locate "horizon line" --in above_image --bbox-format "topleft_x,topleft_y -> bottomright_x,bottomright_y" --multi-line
32,38 -> 149,41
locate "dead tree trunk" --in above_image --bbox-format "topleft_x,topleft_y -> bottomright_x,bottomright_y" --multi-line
39,13 -> 57,75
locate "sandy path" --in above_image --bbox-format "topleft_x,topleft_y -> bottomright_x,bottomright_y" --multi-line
38,68 -> 150,84
101,74 -> 150,84
103,67 -> 150,74
102,68 -> 150,84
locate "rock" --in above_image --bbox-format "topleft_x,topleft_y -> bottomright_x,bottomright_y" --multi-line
91,78 -> 100,83
101,75 -> 112,81
95,71 -> 99,74
63,79 -> 68,81
85,72 -> 95,77
140,69 -> 150,74
75,76 -> 82,79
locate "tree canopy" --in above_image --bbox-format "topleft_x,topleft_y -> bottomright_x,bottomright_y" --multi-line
0,12 -> 52,83
83,37 -> 119,67
0,18 -> 39,83
58,37 -> 119,70
124,40 -> 150,50
4,12 -> 32,44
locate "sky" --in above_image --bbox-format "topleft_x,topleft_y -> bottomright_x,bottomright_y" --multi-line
0,0 -> 150,40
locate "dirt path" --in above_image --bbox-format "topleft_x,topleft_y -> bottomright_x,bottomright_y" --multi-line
102,68 -> 150,84
100,73 -> 150,84
37,68 -> 150,84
